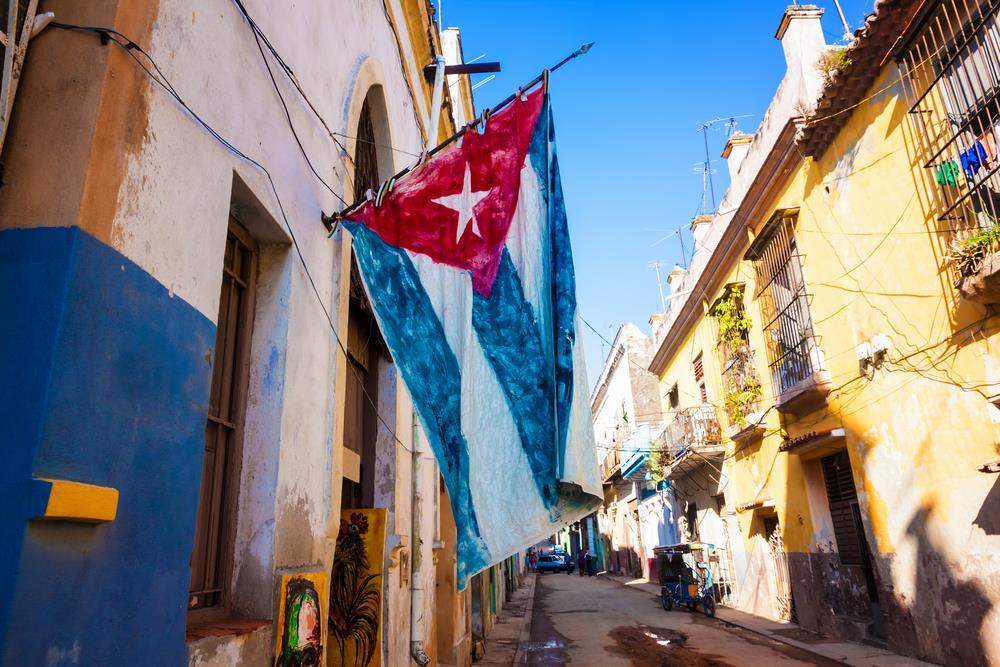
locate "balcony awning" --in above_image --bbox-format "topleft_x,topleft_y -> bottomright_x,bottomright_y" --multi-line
621,454 -> 648,480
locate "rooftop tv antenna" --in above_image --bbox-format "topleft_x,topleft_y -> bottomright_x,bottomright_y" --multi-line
832,0 -> 854,42
697,115 -> 753,214
649,261 -> 668,313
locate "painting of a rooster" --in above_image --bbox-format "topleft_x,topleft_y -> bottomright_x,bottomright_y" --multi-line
328,510 -> 386,667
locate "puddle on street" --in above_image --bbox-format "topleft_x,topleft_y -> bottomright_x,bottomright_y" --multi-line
607,625 -> 734,667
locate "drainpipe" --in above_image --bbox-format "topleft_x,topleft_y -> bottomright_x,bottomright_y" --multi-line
410,413 -> 431,666
427,55 -> 447,149
409,55 -> 445,667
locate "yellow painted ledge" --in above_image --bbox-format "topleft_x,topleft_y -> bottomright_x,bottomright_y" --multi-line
35,478 -> 119,523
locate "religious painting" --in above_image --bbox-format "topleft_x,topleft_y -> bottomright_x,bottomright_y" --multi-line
327,508 -> 387,667
275,572 -> 327,666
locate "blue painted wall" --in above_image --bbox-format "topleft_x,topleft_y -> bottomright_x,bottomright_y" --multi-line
0,227 -> 215,665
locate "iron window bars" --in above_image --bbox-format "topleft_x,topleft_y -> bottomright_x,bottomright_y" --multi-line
899,0 -> 1000,243
747,211 -> 823,397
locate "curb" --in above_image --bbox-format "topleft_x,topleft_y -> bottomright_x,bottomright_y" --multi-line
510,573 -> 536,666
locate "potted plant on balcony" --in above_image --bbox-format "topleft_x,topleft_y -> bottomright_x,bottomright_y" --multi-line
950,221 -> 1000,303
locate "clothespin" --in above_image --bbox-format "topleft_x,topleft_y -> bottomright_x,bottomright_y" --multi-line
374,176 -> 395,208
478,108 -> 491,134
517,87 -> 528,102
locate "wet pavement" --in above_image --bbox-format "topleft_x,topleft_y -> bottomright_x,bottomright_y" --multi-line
522,572 -> 844,666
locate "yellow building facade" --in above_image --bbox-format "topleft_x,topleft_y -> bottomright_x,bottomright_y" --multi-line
648,2 -> 1000,665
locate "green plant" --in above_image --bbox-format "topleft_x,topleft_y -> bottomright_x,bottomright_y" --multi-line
710,286 -> 752,348
817,47 -> 852,82
949,224 -> 1000,278
647,444 -> 668,485
724,379 -> 763,428
711,287 -> 762,428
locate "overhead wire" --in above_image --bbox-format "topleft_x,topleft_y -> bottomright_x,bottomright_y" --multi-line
49,21 -> 411,449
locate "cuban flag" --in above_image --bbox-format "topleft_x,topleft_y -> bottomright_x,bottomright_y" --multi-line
343,87 -> 601,584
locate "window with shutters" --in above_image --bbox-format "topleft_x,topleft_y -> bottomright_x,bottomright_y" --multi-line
693,353 -> 708,403
190,217 -> 258,612
746,211 -> 823,396
820,450 -> 865,566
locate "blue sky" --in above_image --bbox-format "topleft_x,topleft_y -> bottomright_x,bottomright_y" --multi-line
444,1 -> 874,386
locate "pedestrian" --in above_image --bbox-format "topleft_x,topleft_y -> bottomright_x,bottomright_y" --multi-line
577,550 -> 586,576
529,550 -> 537,573
585,551 -> 594,576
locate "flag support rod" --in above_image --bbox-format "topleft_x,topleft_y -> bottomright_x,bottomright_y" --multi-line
323,41 -> 594,231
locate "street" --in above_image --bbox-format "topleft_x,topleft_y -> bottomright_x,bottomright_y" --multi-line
524,574 -> 842,667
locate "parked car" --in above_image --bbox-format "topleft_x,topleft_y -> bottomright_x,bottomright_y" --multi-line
536,553 -> 574,574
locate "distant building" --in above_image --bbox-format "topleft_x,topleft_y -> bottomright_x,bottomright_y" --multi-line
591,322 -> 671,578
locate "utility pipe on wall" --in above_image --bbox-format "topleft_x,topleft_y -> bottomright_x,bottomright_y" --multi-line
409,53 -> 445,667
410,413 -> 431,666
427,56 -> 447,150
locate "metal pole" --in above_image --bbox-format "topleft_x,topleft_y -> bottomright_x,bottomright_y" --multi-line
326,42 -> 594,226
427,55 -> 446,151
702,126 -> 716,211
650,261 -> 667,313
832,0 -> 852,41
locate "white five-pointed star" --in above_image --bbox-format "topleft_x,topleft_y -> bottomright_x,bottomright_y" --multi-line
432,163 -> 490,244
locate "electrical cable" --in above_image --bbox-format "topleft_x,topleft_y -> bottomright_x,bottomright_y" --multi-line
50,21 -> 408,448
230,0 -> 350,206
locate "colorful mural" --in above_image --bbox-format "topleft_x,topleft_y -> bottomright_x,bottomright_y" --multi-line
275,572 -> 327,666
328,509 -> 387,667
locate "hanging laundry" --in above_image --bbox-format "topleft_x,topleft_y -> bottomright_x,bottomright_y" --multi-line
960,141 -> 989,180
937,159 -> 961,187
979,128 -> 998,163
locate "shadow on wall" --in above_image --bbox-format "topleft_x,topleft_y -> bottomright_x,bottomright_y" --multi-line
974,477 -> 1000,536
890,504 -> 995,667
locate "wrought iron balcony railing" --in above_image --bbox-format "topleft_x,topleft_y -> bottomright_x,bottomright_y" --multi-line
660,405 -> 723,461
600,445 -> 621,482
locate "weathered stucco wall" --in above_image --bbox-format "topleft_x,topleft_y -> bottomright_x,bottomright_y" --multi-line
2,0 -> 469,664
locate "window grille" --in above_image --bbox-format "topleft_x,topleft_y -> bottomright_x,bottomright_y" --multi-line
898,0 -> 1000,249
747,212 -> 822,396
190,217 -> 258,611
353,96 -> 381,202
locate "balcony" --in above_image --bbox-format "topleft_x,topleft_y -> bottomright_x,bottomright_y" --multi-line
651,406 -> 724,484
770,333 -> 831,416
953,232 -> 1000,304
600,445 -> 621,483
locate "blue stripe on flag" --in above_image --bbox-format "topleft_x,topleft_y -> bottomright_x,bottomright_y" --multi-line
472,250 -> 558,509
528,97 -> 578,478
345,223 -> 490,582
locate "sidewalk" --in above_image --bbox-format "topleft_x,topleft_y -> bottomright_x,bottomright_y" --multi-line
599,573 -> 937,666
475,573 -> 536,665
